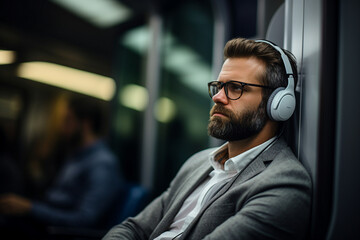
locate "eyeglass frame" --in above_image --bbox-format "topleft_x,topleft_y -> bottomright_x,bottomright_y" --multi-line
207,80 -> 275,100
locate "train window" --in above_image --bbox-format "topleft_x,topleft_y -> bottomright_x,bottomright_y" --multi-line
154,2 -> 214,195
110,1 -> 214,195
111,23 -> 150,182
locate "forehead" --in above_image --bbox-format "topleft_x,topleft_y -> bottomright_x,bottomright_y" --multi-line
218,57 -> 265,84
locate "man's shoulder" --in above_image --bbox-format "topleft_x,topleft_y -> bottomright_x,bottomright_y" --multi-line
268,139 -> 305,169
256,139 -> 311,185
86,141 -> 118,166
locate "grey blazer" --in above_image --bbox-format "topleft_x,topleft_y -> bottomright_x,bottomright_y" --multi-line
103,139 -> 312,240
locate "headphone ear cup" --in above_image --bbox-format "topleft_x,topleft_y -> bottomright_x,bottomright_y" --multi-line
267,87 -> 296,121
267,87 -> 285,121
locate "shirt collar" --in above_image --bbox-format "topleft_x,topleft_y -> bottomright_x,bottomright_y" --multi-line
209,137 -> 277,173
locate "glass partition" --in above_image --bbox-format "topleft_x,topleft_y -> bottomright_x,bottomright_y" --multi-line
110,1 -> 214,196
154,2 -> 214,195
111,24 -> 150,182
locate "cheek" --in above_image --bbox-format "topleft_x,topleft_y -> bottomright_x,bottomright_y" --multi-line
231,96 -> 262,117
244,90 -> 263,105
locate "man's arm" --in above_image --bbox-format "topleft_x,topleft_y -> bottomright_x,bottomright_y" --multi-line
31,158 -> 121,227
103,148 -> 214,240
102,189 -> 170,240
207,188 -> 309,239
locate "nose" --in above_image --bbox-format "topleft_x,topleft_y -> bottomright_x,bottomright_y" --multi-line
212,87 -> 229,105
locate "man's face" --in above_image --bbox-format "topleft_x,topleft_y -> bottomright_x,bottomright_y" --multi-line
61,107 -> 82,146
208,57 -> 268,141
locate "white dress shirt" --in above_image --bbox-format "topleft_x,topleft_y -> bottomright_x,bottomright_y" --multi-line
154,137 -> 277,240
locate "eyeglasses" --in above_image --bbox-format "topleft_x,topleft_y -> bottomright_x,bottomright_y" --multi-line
207,80 -> 275,100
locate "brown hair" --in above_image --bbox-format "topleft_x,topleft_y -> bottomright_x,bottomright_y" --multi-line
223,38 -> 298,102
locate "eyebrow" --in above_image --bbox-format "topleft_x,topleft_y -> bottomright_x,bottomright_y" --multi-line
225,80 -> 275,89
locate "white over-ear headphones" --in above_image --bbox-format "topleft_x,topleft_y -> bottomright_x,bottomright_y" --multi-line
255,39 -> 296,121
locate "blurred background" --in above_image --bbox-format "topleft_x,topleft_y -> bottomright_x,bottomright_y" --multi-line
0,0 -> 270,197
0,0 -> 359,239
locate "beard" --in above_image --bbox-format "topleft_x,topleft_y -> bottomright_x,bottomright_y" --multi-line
208,101 -> 268,141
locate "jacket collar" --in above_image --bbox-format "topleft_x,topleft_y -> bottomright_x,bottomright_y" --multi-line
180,138 -> 287,239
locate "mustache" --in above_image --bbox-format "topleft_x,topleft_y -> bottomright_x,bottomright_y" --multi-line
210,104 -> 234,118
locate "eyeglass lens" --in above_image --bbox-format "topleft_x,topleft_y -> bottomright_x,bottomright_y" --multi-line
209,82 -> 243,100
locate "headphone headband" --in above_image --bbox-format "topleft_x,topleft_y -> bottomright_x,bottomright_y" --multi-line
254,39 -> 294,77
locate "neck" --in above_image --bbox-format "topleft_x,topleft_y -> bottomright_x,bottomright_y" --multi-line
227,121 -> 278,159
81,131 -> 98,149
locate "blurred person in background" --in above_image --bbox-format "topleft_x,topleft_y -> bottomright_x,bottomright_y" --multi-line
0,125 -> 22,195
0,95 -> 123,238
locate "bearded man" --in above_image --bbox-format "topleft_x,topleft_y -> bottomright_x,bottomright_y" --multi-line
103,38 -> 312,240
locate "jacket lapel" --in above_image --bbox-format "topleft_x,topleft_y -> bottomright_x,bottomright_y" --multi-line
180,138 -> 287,239
167,161 -> 212,213
200,156 -> 267,212
223,138 -> 287,191
150,156 -> 213,238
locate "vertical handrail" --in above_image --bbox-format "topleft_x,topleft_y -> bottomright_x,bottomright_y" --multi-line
209,0 -> 230,148
140,10 -> 163,191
